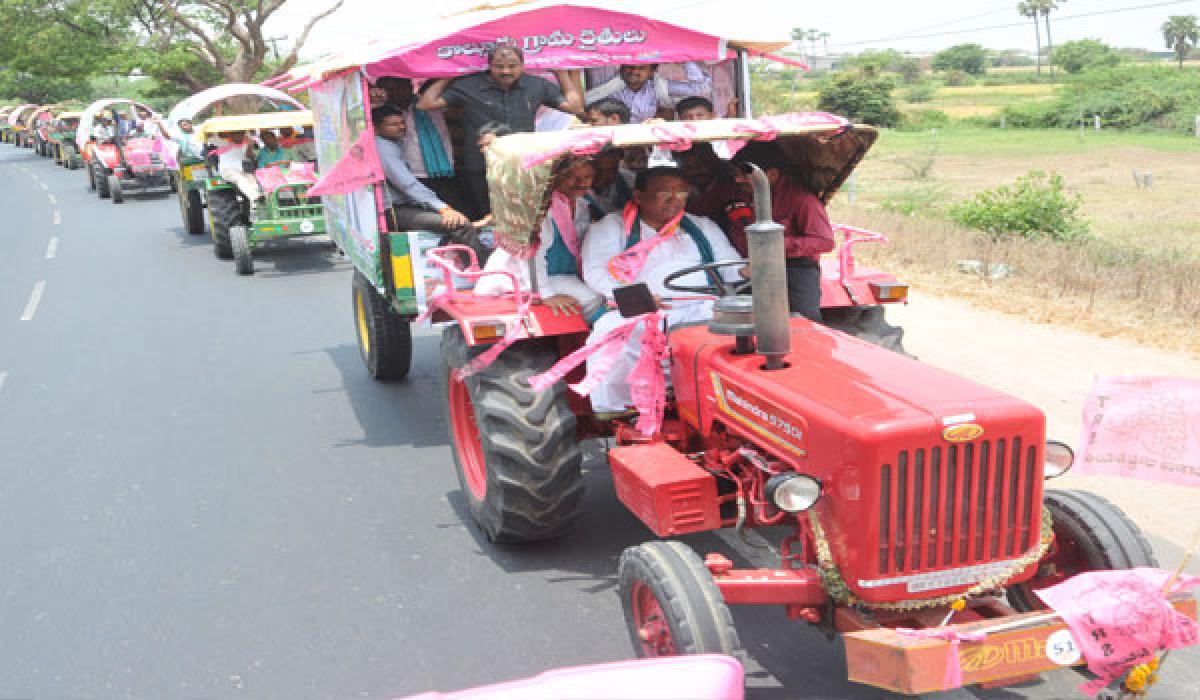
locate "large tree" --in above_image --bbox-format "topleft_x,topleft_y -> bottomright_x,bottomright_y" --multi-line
1162,15 -> 1200,69
2,0 -> 343,96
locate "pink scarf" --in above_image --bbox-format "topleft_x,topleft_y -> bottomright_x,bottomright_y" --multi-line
549,191 -> 581,269
895,627 -> 986,689
607,202 -> 685,284
529,311 -> 668,437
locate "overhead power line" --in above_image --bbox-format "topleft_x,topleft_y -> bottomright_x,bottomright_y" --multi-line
837,0 -> 1198,48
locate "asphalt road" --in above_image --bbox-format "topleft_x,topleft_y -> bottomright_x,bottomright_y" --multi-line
1,144 -> 1196,700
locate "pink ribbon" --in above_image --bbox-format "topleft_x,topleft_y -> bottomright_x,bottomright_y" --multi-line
529,311 -> 669,437
895,627 -> 986,689
549,191 -> 581,269
649,122 -> 697,152
607,203 -> 685,284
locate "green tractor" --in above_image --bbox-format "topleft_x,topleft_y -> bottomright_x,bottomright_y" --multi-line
175,155 -> 209,236
49,110 -> 84,169
195,111 -> 327,275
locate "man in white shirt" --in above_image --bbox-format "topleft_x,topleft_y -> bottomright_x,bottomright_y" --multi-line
211,130 -> 261,201
584,63 -> 712,123
581,166 -> 744,413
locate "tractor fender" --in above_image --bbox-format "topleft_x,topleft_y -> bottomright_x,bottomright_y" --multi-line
430,293 -> 589,348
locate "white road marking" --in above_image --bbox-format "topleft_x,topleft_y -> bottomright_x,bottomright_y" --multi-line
52,210 -> 61,225
20,280 -> 46,321
0,371 -> 7,392
46,237 -> 59,259
47,193 -> 57,205
39,182 -> 49,191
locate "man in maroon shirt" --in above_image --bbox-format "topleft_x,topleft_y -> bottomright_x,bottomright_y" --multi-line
730,141 -> 835,322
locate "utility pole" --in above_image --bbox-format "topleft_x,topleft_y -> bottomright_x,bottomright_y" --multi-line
266,35 -> 288,61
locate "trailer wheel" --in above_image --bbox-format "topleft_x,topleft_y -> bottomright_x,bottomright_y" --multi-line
231,225 -> 253,275
352,271 -> 411,380
180,188 -> 205,235
823,305 -> 908,355
1008,489 -> 1157,612
108,175 -> 124,204
619,541 -> 743,658
441,326 -> 583,543
207,189 -> 238,260
96,168 -> 111,199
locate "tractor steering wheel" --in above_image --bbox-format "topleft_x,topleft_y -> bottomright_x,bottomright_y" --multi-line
663,259 -> 751,298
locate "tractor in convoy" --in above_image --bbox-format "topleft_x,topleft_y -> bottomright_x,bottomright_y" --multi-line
273,3 -> 1187,694
46,108 -> 84,168
8,104 -> 42,149
76,98 -> 171,202
165,82 -> 307,238
194,110 -> 326,275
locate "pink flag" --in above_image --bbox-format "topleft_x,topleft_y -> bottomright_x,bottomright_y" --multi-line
1077,376 -> 1200,488
306,128 -> 383,197
1036,567 -> 1200,696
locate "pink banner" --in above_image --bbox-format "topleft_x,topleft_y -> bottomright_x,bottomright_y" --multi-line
364,6 -> 725,79
1036,568 -> 1200,696
1077,376 -> 1200,488
306,128 -> 383,197
256,162 -> 319,195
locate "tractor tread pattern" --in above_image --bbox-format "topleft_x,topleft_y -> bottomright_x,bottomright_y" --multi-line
207,189 -> 241,260
442,327 -> 583,542
352,271 -> 412,380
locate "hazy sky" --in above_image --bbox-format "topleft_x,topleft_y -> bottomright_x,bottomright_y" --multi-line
272,0 -> 1200,59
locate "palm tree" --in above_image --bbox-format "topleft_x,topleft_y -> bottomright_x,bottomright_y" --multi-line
1039,0 -> 1064,74
1163,15 -> 1200,68
1017,1 -> 1043,75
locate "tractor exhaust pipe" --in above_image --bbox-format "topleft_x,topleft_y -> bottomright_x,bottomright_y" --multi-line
741,163 -> 791,371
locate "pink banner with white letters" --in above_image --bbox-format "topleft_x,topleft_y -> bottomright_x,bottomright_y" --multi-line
1077,376 -> 1200,488
363,6 -> 725,79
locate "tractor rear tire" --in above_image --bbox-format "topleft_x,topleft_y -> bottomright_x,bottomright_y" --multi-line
108,175 -> 124,204
96,168 -> 111,199
352,271 -> 411,380
87,162 -> 97,191
207,189 -> 239,260
1007,489 -> 1157,612
181,188 -> 205,235
823,305 -> 908,355
441,326 -> 583,543
619,541 -> 743,659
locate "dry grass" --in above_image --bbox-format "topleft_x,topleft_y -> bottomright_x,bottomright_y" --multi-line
830,207 -> 1200,355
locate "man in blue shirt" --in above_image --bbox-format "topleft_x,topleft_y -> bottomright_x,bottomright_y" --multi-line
373,105 -> 484,261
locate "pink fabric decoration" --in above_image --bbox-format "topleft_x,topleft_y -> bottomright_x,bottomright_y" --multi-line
895,627 -> 987,689
607,203 -> 685,284
255,163 -> 319,195
307,128 -> 383,197
529,311 -> 669,436
522,129 -> 613,169
152,137 -> 180,170
649,122 -> 698,152
1036,567 -> 1200,696
548,191 -> 581,269
1077,376 -> 1200,488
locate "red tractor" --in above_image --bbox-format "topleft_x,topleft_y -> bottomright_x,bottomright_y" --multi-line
428,122 -> 1180,696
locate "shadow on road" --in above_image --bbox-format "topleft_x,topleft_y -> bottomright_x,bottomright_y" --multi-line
319,337 -> 448,449
253,241 -> 342,277
170,225 -> 211,248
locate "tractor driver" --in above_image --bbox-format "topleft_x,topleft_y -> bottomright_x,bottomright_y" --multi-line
581,166 -> 745,416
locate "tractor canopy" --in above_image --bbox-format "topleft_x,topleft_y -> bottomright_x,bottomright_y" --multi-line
167,83 -> 304,141
7,104 -> 38,126
484,113 -> 876,257
194,109 -> 315,140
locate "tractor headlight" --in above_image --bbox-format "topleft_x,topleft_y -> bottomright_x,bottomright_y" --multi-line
766,473 -> 822,513
1045,441 -> 1075,479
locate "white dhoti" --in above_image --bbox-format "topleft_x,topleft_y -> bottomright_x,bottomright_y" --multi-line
586,298 -> 714,412
218,167 -> 262,202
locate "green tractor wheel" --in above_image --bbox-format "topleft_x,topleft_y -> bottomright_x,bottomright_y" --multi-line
207,189 -> 239,260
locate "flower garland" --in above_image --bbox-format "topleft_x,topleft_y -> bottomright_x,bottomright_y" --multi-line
807,507 -> 1055,612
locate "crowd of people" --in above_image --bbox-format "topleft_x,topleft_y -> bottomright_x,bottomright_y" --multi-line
367,45 -> 835,416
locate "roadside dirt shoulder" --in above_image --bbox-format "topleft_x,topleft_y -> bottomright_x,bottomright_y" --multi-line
889,292 -> 1200,570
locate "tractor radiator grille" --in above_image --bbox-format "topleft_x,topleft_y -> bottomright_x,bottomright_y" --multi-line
876,439 -> 1039,576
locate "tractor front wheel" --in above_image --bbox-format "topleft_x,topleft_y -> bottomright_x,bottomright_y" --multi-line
352,271 -> 411,380
1007,489 -> 1157,612
231,226 -> 253,275
108,175 -> 124,204
441,326 -> 583,543
87,162 -> 96,191
619,541 -> 743,659
96,168 -> 111,199
823,305 -> 908,355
